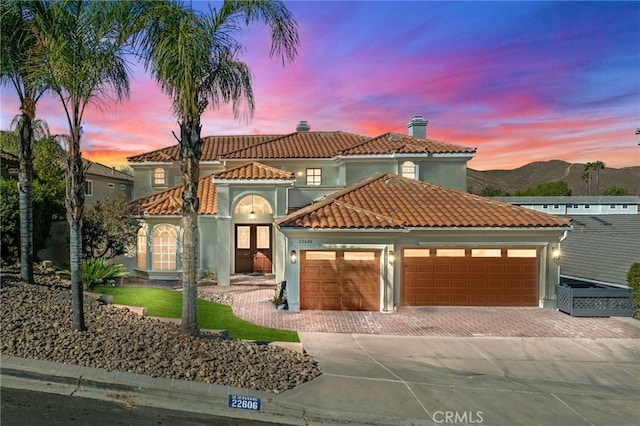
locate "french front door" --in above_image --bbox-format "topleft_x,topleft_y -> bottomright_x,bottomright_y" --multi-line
235,224 -> 272,273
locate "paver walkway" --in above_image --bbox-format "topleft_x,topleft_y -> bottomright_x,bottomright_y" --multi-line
123,275 -> 640,338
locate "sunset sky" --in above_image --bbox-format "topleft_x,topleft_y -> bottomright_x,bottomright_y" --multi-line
1,1 -> 638,171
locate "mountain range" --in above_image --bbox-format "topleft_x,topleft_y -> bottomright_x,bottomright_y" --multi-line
467,160 -> 640,196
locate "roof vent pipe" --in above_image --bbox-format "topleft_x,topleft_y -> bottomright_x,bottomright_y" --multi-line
407,115 -> 428,139
296,120 -> 311,132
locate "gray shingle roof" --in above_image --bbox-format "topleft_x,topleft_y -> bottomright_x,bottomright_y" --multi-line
560,214 -> 640,286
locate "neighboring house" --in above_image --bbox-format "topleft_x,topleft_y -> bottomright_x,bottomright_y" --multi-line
492,196 -> 640,215
83,160 -> 134,207
38,160 -> 134,267
493,196 -> 639,288
560,215 -> 640,288
128,116 -> 572,311
0,150 -> 19,179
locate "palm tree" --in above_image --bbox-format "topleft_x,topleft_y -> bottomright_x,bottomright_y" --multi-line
138,0 -> 298,335
0,0 -> 48,284
591,160 -> 605,195
27,0 -> 136,330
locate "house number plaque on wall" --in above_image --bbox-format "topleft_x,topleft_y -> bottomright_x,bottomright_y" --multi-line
228,395 -> 261,411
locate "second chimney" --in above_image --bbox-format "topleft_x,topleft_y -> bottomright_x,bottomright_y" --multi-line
407,115 -> 428,138
296,120 -> 311,132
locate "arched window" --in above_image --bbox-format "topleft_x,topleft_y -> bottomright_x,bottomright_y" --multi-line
401,161 -> 416,179
152,225 -> 177,270
234,195 -> 273,215
153,167 -> 166,185
136,226 -> 148,269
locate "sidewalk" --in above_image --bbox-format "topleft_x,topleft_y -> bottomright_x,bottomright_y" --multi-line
3,334 -> 639,425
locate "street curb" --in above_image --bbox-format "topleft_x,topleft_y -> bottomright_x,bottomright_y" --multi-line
0,355 -> 311,425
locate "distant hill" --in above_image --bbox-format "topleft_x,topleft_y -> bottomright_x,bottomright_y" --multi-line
468,160 -> 640,196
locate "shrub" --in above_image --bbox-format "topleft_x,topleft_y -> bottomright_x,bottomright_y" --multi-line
627,263 -> 640,318
62,258 -> 128,290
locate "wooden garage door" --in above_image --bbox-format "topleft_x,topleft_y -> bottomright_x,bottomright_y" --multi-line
300,250 -> 380,311
402,248 -> 539,306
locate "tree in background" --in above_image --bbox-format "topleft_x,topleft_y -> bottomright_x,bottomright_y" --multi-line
0,0 -> 49,283
0,130 -> 65,265
602,186 -> 629,196
515,181 -> 571,196
582,161 -> 606,195
138,0 -> 299,335
27,0 -> 136,331
82,194 -> 139,260
480,186 -> 510,196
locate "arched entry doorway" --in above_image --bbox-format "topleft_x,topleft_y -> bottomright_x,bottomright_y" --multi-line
234,195 -> 273,273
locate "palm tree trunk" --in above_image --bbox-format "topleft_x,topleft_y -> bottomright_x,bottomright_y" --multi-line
179,119 -> 201,336
67,127 -> 86,331
18,98 -> 35,284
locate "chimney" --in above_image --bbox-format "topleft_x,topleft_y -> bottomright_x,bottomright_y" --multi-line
296,120 -> 310,132
407,115 -> 428,138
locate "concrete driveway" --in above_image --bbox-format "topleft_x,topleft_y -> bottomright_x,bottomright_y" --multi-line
273,333 -> 640,425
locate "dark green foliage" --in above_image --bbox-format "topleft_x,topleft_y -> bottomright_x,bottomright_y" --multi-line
481,186 -> 510,196
603,186 -> 629,196
1,179 -> 20,263
0,178 -> 64,265
82,195 -> 140,260
0,134 -> 65,265
61,258 -> 128,290
627,263 -> 640,317
515,181 -> 571,196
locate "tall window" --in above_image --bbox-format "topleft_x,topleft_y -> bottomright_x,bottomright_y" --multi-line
401,161 -> 416,179
152,225 -> 177,270
154,167 -> 166,185
84,180 -> 93,196
136,227 -> 147,269
306,168 -> 322,186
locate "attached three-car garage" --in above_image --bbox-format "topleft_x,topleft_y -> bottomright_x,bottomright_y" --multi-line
402,247 -> 540,307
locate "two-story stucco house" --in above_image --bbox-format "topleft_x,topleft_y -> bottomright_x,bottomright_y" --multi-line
128,116 -> 572,312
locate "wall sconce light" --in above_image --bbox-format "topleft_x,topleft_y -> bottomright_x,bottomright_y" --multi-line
290,250 -> 297,264
551,247 -> 561,264
388,251 -> 395,264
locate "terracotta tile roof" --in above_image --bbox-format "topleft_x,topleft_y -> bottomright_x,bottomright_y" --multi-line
219,131 -> 369,159
214,162 -> 295,180
341,133 -> 476,155
276,173 -> 572,229
127,135 -> 280,162
127,131 -> 475,163
131,174 -> 217,215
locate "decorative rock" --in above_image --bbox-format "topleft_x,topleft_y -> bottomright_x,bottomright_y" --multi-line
0,267 -> 321,392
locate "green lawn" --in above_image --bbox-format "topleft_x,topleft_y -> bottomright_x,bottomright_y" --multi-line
94,286 -> 299,342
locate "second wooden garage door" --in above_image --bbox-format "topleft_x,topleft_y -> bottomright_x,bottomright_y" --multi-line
402,248 -> 539,306
300,250 -> 380,311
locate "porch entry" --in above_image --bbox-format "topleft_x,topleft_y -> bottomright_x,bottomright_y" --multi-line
235,224 -> 273,273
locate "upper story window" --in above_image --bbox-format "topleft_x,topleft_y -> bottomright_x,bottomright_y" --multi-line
234,195 -> 273,215
306,168 -> 322,186
401,161 -> 416,179
154,167 -> 166,186
108,183 -> 115,189
84,180 -> 93,196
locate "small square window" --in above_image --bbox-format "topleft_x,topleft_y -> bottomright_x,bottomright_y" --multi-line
622,204 -> 628,209
108,183 -> 115,189
584,204 -> 590,209
610,204 -> 616,209
542,205 -> 548,209
306,168 -> 322,186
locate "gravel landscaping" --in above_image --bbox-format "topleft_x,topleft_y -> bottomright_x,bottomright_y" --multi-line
0,266 -> 321,393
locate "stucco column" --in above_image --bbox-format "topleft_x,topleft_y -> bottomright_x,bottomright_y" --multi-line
217,218 -> 231,286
